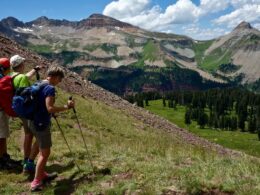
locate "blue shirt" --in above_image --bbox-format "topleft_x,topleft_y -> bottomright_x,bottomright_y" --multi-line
34,84 -> 55,129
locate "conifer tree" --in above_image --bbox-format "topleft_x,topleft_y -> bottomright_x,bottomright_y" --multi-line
162,97 -> 166,107
198,109 -> 208,129
145,99 -> 149,106
238,115 -> 246,132
185,108 -> 192,126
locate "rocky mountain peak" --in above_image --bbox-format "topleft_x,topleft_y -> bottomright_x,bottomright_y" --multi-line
31,16 -> 50,25
1,17 -> 24,28
233,21 -> 253,31
27,16 -> 76,27
77,13 -> 134,29
88,13 -> 109,19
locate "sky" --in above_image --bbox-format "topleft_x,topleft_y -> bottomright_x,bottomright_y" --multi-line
0,0 -> 260,40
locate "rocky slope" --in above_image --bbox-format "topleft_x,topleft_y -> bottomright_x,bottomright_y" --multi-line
204,22 -> 260,83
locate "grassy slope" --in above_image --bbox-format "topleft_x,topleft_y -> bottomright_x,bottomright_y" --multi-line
1,91 -> 260,194
193,40 -> 232,72
145,100 -> 260,157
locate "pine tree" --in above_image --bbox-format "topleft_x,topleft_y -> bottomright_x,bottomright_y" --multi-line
162,98 -> 166,107
256,106 -> 260,141
219,115 -> 225,130
208,111 -> 214,128
198,109 -> 208,129
185,108 -> 191,126
248,116 -> 257,133
145,99 -> 149,106
238,115 -> 245,132
230,116 -> 237,131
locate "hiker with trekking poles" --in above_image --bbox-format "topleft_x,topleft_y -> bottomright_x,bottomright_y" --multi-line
22,66 -> 75,191
10,55 -> 44,173
0,56 -> 42,171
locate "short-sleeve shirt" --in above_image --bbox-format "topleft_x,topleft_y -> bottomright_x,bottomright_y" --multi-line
10,72 -> 30,89
34,84 -> 55,129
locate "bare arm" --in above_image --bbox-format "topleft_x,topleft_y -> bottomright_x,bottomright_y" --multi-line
45,96 -> 69,113
26,66 -> 43,79
25,69 -> 37,79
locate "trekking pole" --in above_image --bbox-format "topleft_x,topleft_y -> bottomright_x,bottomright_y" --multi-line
53,114 -> 81,171
69,96 -> 96,173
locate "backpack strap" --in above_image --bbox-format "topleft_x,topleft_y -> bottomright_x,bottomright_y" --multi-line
11,73 -> 20,94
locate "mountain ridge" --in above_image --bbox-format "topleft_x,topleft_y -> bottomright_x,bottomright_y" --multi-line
0,14 -> 259,93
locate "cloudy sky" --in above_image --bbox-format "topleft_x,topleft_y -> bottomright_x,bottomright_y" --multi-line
0,0 -> 259,40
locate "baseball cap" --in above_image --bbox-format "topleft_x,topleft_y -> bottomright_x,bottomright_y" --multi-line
0,58 -> 11,69
10,55 -> 25,68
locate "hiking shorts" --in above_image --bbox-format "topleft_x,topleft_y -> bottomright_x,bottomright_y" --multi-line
0,110 -> 9,138
28,121 -> 52,149
20,118 -> 30,134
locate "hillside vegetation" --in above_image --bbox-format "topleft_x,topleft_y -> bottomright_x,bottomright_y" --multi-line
145,100 -> 260,157
1,88 -> 260,194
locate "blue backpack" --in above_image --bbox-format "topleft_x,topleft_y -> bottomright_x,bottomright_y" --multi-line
12,81 -> 48,120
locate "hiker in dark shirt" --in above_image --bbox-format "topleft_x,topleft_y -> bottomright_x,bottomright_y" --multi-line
29,66 -> 74,191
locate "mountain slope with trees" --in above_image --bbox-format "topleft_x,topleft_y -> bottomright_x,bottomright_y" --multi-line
0,15 -> 259,94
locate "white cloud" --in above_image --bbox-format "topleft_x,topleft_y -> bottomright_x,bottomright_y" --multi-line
104,0 -> 201,31
230,0 -> 260,8
253,23 -> 260,30
159,0 -> 201,24
103,0 -> 260,39
214,4 -> 260,28
200,0 -> 229,14
103,0 -> 150,19
182,24 -> 227,40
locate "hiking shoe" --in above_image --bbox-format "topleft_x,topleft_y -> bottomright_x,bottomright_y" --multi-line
0,161 -> 12,170
3,154 -> 22,166
30,179 -> 43,192
23,161 -> 36,173
42,172 -> 58,183
0,159 -> 22,171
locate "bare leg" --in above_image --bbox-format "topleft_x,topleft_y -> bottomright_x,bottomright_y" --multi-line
23,133 -> 33,159
29,141 -> 39,160
34,148 -> 50,180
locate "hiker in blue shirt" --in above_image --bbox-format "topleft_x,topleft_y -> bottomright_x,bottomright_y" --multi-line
28,66 -> 74,191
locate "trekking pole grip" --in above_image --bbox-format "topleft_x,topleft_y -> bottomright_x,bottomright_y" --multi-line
69,96 -> 76,113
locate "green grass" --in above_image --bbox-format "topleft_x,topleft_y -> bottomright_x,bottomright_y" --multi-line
1,91 -> 260,194
193,40 -> 233,72
201,48 -> 232,72
145,100 -> 260,157
143,40 -> 160,62
27,44 -> 53,53
193,40 -> 213,66
83,44 -> 100,52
